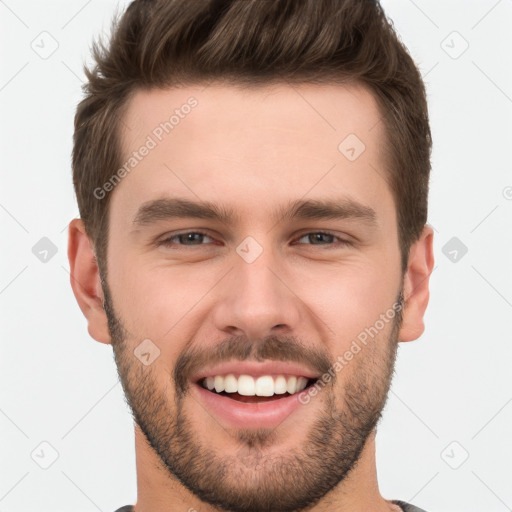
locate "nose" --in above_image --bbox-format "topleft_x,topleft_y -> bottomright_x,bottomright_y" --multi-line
212,246 -> 302,340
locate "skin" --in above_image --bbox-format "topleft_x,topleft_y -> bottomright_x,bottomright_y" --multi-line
68,82 -> 434,512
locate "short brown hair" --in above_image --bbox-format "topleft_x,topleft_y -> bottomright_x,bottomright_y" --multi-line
72,0 -> 432,273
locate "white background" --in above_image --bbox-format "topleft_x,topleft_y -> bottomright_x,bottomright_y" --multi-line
0,1 -> 511,511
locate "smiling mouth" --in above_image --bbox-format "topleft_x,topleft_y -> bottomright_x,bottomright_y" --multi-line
198,376 -> 318,403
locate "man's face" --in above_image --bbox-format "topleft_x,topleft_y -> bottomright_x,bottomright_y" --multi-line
103,83 -> 405,511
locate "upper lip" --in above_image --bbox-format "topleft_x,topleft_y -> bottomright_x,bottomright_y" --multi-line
191,361 -> 321,383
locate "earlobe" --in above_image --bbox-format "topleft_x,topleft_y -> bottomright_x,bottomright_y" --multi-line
398,225 -> 435,342
67,219 -> 112,345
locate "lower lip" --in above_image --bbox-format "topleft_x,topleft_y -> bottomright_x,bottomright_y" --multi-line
192,383 -> 310,429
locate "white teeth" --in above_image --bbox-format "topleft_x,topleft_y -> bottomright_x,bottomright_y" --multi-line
224,374 -> 238,393
296,377 -> 308,392
274,375 -> 287,394
237,375 -> 255,396
205,376 -> 215,390
286,376 -> 297,394
214,375 -> 225,393
255,376 -> 274,397
201,374 -> 313,397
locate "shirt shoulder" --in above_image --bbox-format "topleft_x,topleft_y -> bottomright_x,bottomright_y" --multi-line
113,501 -> 426,512
113,501 -> 425,512
392,499 -> 430,512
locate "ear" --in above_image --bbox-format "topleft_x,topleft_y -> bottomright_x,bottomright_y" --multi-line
67,219 -> 111,344
398,225 -> 435,342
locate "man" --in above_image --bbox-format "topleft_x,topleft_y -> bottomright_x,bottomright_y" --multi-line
68,0 -> 434,511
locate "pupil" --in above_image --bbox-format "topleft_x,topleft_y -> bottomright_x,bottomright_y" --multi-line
182,233 -> 202,244
311,233 -> 332,244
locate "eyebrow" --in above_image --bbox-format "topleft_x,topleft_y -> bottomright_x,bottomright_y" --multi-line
132,197 -> 377,228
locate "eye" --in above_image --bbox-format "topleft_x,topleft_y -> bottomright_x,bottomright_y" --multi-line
293,231 -> 350,247
157,230 -> 351,249
158,231 -> 214,247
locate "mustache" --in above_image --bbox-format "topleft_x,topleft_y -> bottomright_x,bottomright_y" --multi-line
174,334 -> 333,397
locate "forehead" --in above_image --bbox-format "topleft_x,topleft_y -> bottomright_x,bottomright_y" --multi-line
114,82 -> 393,225
121,81 -> 385,154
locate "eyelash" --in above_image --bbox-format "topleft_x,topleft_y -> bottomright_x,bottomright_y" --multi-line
157,230 -> 351,249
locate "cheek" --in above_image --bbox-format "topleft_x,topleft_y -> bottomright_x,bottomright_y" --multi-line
110,258 -> 220,341
302,258 -> 400,348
